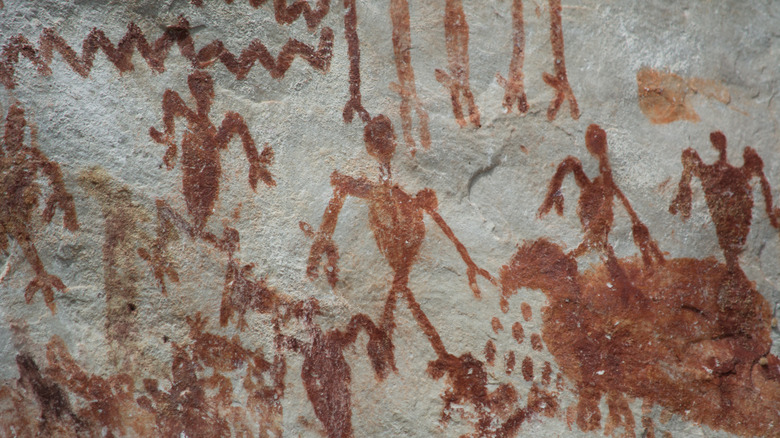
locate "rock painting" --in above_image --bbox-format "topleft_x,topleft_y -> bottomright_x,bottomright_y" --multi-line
0,2 -> 777,437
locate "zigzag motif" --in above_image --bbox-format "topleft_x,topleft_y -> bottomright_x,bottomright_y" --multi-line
190,0 -> 331,30
0,18 -> 333,89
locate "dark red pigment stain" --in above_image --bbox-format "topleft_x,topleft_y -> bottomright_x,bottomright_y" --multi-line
542,0 -> 579,121
521,356 -> 533,381
670,131 -> 779,274
500,239 -> 779,435
535,124 -> 664,312
491,316 -> 504,333
192,0 -> 331,31
389,0 -> 431,154
15,352 -> 85,435
512,321 -> 524,344
497,0 -> 528,114
0,17 -> 333,89
1,102 -> 78,313
342,0 -> 370,124
435,0 -> 480,127
484,340 -> 497,365
505,351 -> 516,375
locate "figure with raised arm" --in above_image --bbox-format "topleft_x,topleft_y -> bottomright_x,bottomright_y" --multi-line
1,102 -> 78,312
302,114 -> 493,356
538,124 -> 663,294
670,131 -> 779,275
144,71 -> 275,290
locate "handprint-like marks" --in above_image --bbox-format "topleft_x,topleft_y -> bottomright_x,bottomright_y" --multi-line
1,102 -> 78,312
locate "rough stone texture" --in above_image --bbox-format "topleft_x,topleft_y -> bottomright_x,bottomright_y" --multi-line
0,1 -> 779,437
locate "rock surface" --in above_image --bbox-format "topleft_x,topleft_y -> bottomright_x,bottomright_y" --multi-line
0,1 -> 779,437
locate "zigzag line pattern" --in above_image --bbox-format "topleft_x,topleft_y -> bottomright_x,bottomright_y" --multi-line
190,0 -> 331,30
0,18 -> 333,89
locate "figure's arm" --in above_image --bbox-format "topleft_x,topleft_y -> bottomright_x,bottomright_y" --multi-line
538,156 -> 589,218
149,90 -> 192,169
614,187 -> 665,265
30,147 -> 78,231
216,112 -> 275,189
303,172 -> 371,286
417,188 -> 496,298
669,148 -> 702,219
744,147 -> 779,228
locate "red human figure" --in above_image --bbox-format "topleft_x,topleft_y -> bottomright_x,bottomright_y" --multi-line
1,102 -> 78,313
435,0 -> 480,127
542,0 -> 579,121
538,124 -> 663,292
496,0 -> 528,114
149,71 -> 274,230
389,0 -> 431,154
303,115 -> 493,354
670,131 -> 779,274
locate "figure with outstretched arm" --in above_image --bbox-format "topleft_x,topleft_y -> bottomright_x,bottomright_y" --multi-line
302,115 -> 494,357
144,71 -> 274,292
1,102 -> 78,312
539,124 -> 664,268
670,131 -> 779,274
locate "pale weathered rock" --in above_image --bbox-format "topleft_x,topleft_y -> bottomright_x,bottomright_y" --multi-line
0,1 -> 778,437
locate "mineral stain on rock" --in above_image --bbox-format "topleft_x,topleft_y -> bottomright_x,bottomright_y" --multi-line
637,67 -> 731,124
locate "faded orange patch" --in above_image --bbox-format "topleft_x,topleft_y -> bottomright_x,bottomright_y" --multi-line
636,67 -> 730,124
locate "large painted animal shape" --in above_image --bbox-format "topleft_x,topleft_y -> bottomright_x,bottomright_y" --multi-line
499,238 -> 780,437
0,16 -> 334,89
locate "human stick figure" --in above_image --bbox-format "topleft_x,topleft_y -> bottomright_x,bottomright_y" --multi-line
1,102 -> 78,312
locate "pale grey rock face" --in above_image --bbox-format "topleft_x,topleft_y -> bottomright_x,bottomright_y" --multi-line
0,1 -> 778,437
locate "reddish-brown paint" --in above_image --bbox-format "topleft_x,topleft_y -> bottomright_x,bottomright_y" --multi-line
1,102 -> 78,313
500,238 -> 780,437
505,350 -> 516,375
542,0 -> 579,120
342,0 -> 370,123
670,131 -> 779,274
497,0 -> 528,114
484,340 -> 497,365
389,0 -> 431,154
435,0 -> 480,127
78,168 -> 149,374
520,302 -> 532,321
305,115 -> 493,355
541,361 -> 552,386
0,17 -> 333,89
537,124 -> 664,310
530,333 -> 543,352
491,316 -> 504,333
521,356 -> 533,381
512,321 -> 524,344
149,71 -> 275,230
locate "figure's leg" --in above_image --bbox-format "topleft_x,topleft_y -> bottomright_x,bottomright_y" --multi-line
461,83 -> 480,127
401,286 -> 448,358
576,385 -> 602,432
14,226 -> 65,313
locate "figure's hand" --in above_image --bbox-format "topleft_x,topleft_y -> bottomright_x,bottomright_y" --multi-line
138,246 -> 179,295
538,190 -> 564,218
149,127 -> 177,169
669,184 -> 692,219
42,192 -> 78,231
465,265 -> 496,299
25,272 -> 66,314
306,233 -> 340,288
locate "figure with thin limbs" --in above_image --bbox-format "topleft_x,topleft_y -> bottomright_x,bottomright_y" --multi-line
539,124 -> 663,299
303,114 -> 493,359
670,131 -> 779,276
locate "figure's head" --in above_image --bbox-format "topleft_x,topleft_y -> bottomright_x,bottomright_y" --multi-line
710,131 -> 727,160
364,115 -> 396,168
585,124 -> 607,158
188,71 -> 215,112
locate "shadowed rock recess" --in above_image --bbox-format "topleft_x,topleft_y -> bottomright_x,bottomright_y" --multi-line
0,1 -> 778,437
